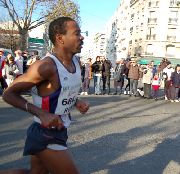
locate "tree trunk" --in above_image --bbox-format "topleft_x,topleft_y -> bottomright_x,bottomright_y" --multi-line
19,29 -> 28,51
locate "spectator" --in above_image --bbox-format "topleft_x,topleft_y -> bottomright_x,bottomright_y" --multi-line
102,56 -> 112,95
124,59 -> 131,95
92,56 -> 103,95
170,64 -> 180,102
162,61 -> 174,100
81,58 -> 92,95
126,58 -> 141,97
22,51 -> 29,72
151,73 -> 161,100
160,58 -> 168,71
26,50 -> 41,68
14,50 -> 24,75
113,59 -> 126,95
0,49 -> 6,61
2,54 -> 19,87
142,64 -> 153,99
0,51 -> 7,90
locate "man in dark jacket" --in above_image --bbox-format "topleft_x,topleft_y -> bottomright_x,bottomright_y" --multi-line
171,64 -> 180,102
101,56 -> 112,94
126,58 -> 141,96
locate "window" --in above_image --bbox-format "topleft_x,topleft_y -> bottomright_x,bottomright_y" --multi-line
170,0 -> 178,6
146,44 -> 154,55
131,14 -> 135,20
167,28 -> 176,41
146,27 -> 156,40
148,11 -> 157,24
150,11 -> 156,18
169,12 -> 178,25
170,11 -> 178,18
149,1 -> 160,7
130,27 -> 133,34
166,45 -> 175,57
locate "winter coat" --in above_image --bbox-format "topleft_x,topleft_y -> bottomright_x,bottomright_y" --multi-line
3,62 -> 19,80
102,60 -> 112,76
92,61 -> 103,74
142,68 -> 153,84
171,71 -> 180,88
126,62 -> 140,80
114,63 -> 126,82
152,77 -> 161,90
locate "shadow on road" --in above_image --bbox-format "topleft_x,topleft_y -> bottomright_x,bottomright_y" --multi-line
71,128 -> 180,174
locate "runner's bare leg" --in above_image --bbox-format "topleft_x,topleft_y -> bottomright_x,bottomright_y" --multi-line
37,149 -> 79,174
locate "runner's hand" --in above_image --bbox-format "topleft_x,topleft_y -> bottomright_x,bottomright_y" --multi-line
39,113 -> 64,130
76,99 -> 89,114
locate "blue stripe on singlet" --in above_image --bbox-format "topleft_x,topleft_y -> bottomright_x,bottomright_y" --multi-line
48,87 -> 61,114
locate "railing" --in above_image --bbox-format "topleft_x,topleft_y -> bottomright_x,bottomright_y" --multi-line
167,35 -> 176,41
168,18 -> 178,24
146,34 -> 156,40
130,0 -> 138,6
148,18 -> 157,24
148,1 -> 160,7
170,0 -> 180,6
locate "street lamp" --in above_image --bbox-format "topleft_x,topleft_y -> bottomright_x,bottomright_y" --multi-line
81,31 -> 88,36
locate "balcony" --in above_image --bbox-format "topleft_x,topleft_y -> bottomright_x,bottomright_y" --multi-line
167,35 -> 176,41
148,1 -> 160,8
146,34 -> 156,40
145,52 -> 153,55
130,0 -> 138,6
170,0 -> 180,7
168,18 -> 178,25
148,18 -> 157,24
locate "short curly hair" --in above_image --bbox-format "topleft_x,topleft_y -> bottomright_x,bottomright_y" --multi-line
48,17 -> 75,45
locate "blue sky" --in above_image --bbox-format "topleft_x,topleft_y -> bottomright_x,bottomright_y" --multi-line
0,0 -> 120,37
76,0 -> 120,37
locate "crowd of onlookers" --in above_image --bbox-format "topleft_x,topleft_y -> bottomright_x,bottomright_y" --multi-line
1,50 -> 180,102
0,49 -> 40,91
80,56 -> 180,102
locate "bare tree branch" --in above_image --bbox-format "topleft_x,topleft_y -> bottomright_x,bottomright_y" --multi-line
0,0 -> 80,50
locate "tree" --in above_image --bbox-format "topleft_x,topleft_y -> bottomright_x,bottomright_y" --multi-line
0,0 -> 80,51
0,17 -> 20,51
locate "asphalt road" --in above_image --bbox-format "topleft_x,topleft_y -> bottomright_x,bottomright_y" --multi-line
0,93 -> 180,174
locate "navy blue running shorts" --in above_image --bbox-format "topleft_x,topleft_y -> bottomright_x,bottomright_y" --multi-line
23,122 -> 68,156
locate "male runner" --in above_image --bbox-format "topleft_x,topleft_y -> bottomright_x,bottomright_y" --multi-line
1,17 -> 89,174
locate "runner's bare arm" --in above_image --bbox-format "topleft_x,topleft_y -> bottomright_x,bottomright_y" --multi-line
2,58 -> 56,117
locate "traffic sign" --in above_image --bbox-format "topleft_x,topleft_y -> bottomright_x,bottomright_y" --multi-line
28,37 -> 44,44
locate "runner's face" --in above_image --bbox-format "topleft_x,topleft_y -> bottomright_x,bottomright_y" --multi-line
63,21 -> 84,54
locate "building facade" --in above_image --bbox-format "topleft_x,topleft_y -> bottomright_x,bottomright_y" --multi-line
105,0 -> 180,64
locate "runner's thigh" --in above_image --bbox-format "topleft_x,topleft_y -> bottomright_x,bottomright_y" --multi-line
37,149 -> 79,174
30,155 -> 48,174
